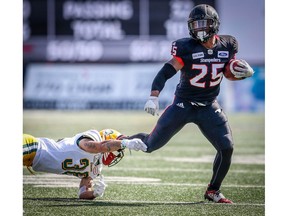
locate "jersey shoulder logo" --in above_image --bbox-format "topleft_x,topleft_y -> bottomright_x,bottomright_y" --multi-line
192,52 -> 204,59
217,51 -> 229,58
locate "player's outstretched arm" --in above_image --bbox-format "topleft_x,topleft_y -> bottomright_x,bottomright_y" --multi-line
79,138 -> 147,153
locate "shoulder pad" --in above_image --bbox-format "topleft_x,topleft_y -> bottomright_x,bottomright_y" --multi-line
171,38 -> 193,57
76,130 -> 102,142
218,35 -> 238,53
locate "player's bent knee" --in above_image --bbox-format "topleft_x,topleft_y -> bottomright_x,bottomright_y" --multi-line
217,134 -> 234,159
220,134 -> 234,149
222,147 -> 233,155
220,147 -> 234,163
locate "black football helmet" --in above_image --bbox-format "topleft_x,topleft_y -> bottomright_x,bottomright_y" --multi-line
187,4 -> 220,42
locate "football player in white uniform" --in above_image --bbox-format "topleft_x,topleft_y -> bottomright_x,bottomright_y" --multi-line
23,129 -> 147,200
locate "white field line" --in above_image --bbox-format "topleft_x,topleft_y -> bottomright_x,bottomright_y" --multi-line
128,154 -> 265,165
107,167 -> 264,174
23,174 -> 264,188
96,200 -> 265,206
24,167 -> 265,174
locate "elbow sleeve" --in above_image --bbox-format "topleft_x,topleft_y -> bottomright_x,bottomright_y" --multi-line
151,63 -> 177,92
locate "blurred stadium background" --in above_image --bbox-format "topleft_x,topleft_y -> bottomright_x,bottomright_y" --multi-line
23,0 -> 264,113
22,0 -> 265,215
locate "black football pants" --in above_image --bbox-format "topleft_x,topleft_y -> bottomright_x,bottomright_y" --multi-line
130,96 -> 234,190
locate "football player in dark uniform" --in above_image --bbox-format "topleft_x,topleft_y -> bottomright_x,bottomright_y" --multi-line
130,4 -> 254,203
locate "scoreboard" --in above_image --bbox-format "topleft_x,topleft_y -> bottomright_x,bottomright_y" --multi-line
23,0 -> 215,62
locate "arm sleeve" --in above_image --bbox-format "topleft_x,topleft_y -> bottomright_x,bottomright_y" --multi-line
151,63 -> 177,92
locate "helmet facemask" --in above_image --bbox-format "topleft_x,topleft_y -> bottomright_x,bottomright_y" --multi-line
187,4 -> 220,43
188,18 -> 217,42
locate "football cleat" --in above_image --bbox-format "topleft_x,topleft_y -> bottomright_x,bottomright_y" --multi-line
204,189 -> 233,204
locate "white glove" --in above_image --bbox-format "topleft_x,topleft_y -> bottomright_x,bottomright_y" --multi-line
121,139 -> 147,152
93,175 -> 107,198
233,59 -> 254,78
144,96 -> 159,116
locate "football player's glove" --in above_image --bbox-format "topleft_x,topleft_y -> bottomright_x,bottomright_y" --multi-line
93,175 -> 107,198
233,59 -> 254,78
144,96 -> 159,116
121,139 -> 147,152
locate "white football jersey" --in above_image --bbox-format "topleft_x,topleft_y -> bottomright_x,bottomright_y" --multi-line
32,130 -> 103,179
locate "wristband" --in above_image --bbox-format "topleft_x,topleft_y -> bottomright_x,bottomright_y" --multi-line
121,139 -> 128,149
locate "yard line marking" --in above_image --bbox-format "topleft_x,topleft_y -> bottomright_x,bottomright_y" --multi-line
107,167 -> 264,174
23,174 -> 161,188
114,183 -> 264,188
97,200 -> 265,206
23,174 -> 264,188
23,174 -> 161,182
29,184 -> 265,188
127,154 -> 264,165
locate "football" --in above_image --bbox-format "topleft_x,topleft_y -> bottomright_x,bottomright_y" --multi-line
223,59 -> 244,81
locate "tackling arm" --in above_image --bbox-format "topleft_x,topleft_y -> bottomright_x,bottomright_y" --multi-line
79,138 -> 147,153
79,138 -> 123,153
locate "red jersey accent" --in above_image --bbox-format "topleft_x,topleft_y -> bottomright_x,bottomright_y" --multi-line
173,56 -> 184,66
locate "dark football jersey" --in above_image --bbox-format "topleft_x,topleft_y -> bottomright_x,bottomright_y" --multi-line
171,35 -> 238,103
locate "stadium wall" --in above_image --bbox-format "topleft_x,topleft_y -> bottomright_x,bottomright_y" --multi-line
23,0 -> 264,112
23,63 -> 264,112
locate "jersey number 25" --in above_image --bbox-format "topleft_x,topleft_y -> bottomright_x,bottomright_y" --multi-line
191,63 -> 224,88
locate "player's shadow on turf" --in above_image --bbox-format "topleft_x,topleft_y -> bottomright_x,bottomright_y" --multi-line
24,198 -> 147,207
24,198 -> 205,207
